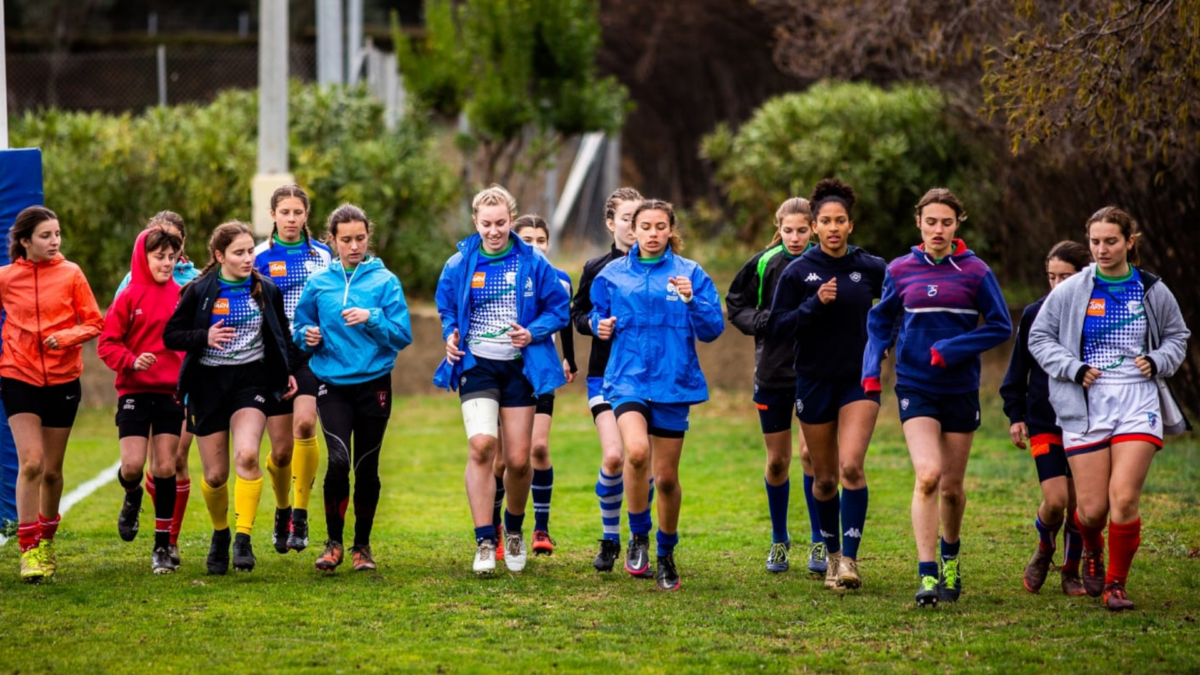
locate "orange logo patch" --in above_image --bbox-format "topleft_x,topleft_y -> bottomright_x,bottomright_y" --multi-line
1087,299 -> 1105,316
471,271 -> 487,289
269,260 -> 288,277
213,298 -> 230,315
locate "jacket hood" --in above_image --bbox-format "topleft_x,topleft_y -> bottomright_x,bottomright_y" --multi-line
174,258 -> 196,277
913,239 -> 974,266
128,229 -> 181,295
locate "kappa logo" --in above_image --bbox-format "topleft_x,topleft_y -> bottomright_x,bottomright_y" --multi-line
1148,412 -> 1158,430
471,271 -> 486,289
1087,298 -> 1105,316
844,527 -> 862,539
900,398 -> 910,411
850,272 -> 862,282
254,395 -> 266,404
927,285 -> 938,297
819,529 -> 835,539
805,273 -> 822,283
212,298 -> 230,316
269,260 -> 288,277
377,391 -> 388,408
134,308 -> 143,316
318,384 -> 328,397
122,399 -> 136,411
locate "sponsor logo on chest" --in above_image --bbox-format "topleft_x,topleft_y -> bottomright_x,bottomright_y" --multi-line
1087,298 -> 1105,316
471,272 -> 486,289
269,260 -> 288,277
213,298 -> 230,316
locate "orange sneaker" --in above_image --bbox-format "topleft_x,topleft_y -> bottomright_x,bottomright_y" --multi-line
314,540 -> 344,572
351,545 -> 377,572
495,525 -> 505,562
532,530 -> 556,556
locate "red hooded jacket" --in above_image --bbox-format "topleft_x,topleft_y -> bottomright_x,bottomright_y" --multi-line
98,229 -> 183,396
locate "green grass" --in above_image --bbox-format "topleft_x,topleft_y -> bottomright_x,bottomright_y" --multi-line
1,388 -> 1198,674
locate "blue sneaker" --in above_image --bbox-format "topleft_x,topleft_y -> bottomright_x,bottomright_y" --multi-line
806,542 -> 828,575
766,540 -> 790,573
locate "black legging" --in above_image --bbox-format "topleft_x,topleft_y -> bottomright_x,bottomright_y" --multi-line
318,394 -> 389,548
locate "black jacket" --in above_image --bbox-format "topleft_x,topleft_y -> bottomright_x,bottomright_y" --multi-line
571,245 -> 626,379
163,272 -> 293,402
726,243 -> 802,390
1000,297 -> 1059,433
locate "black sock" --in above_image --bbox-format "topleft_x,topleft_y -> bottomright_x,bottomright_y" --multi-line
117,468 -> 142,493
153,474 -> 176,549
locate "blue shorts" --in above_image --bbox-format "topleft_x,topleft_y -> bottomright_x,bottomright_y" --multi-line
753,386 -> 794,434
587,376 -> 612,417
795,376 -> 878,425
460,357 -> 536,408
1028,428 -> 1071,482
611,397 -> 690,437
895,385 -> 980,433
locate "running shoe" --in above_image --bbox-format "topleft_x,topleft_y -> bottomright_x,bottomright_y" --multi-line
504,531 -> 528,572
1080,547 -> 1105,597
495,525 -> 505,562
1102,581 -> 1134,611
168,544 -> 181,567
206,528 -> 231,575
232,533 -> 256,572
915,575 -> 939,607
1023,547 -> 1054,593
625,534 -> 654,578
20,546 -> 46,583
1061,570 -> 1087,596
532,530 -> 556,556
939,557 -> 962,602
473,540 -> 496,575
656,554 -> 681,591
272,507 -> 292,554
38,539 -> 57,578
807,542 -> 828,575
837,555 -> 861,589
824,550 -> 842,590
593,539 -> 620,572
351,545 -> 377,572
118,486 -> 143,542
315,540 -> 345,572
152,546 -> 177,575
766,541 -> 790,574
288,510 -> 309,552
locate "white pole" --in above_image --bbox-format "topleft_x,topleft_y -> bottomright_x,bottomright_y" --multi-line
316,0 -> 344,86
252,0 -> 293,237
156,44 -> 167,107
1,0 -> 8,149
347,0 -> 363,84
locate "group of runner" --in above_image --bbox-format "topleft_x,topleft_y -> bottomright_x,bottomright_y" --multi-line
0,180 -> 1188,611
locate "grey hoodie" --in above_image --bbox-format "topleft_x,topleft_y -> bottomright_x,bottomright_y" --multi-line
1028,264 -> 1191,436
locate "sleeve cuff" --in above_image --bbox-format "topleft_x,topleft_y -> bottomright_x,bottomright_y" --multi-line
1073,364 -> 1090,384
1145,355 -> 1159,376
862,377 -> 882,395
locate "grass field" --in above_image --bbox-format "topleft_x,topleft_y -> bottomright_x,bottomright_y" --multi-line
1,387 -> 1198,674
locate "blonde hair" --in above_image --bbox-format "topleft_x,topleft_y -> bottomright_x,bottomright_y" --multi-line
769,197 -> 811,246
471,184 -> 518,219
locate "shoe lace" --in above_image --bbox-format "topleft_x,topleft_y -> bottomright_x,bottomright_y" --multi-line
810,542 -> 827,562
1083,549 -> 1101,575
943,558 -> 960,587
769,543 -> 788,565
921,575 -> 939,592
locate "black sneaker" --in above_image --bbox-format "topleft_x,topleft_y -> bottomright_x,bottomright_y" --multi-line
939,556 -> 962,602
152,546 -> 177,575
118,487 -> 144,542
288,509 -> 310,552
232,533 -> 257,572
206,528 -> 232,575
915,575 -> 939,607
593,539 -> 620,573
168,543 -> 181,567
624,534 -> 654,578
273,507 -> 292,554
656,554 -> 681,591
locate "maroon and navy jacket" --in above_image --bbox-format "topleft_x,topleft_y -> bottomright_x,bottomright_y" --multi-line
862,239 -> 1011,395
999,297 -> 1059,433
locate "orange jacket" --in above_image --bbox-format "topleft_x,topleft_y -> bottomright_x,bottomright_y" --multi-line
0,254 -> 103,386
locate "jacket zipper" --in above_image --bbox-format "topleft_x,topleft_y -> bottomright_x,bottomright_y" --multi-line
36,264 -> 49,386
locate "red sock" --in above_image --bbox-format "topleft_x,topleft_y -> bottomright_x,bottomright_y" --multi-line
170,478 -> 191,545
1106,518 -> 1141,585
38,513 -> 61,540
17,521 -> 40,552
1074,511 -> 1104,551
145,472 -> 157,508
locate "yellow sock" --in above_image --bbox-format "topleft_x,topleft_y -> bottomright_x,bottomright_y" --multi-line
266,455 -> 293,509
291,436 -> 320,510
234,475 -> 264,536
200,479 -> 230,531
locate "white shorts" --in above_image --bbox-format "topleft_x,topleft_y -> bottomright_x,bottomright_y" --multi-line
1064,380 -> 1163,455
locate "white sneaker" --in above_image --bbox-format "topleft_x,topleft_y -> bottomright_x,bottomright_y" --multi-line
473,540 -> 496,575
505,531 -> 528,572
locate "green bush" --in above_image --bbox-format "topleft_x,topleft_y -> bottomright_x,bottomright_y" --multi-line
11,83 -> 459,301
701,81 -> 997,259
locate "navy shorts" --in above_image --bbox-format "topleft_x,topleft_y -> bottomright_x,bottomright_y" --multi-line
460,357 -> 536,408
587,376 -> 611,417
0,377 -> 81,428
266,360 -> 320,417
116,393 -> 185,439
1029,428 -> 1072,482
753,386 -> 794,434
612,397 -> 690,438
187,364 -> 271,436
795,376 -> 878,426
895,385 -> 981,433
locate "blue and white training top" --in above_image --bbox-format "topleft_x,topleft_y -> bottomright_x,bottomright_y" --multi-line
466,243 -> 521,361
201,275 -> 264,366
253,235 -> 333,330
1083,267 -> 1147,384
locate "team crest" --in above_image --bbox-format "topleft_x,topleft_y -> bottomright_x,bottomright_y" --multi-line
850,272 -> 862,282
377,391 -> 388,408
926,285 -> 938,297
1148,412 -> 1158,430
524,277 -> 534,296
1127,300 -> 1145,316
900,398 -> 910,411
666,281 -> 679,300
795,398 -> 804,414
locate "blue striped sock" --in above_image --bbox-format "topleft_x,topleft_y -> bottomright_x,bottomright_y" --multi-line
596,471 -> 623,542
628,508 -> 652,536
840,486 -> 868,559
1035,516 -> 1058,553
803,474 -> 822,544
492,475 -> 505,529
532,467 -> 553,532
764,478 -> 790,544
656,529 -> 679,557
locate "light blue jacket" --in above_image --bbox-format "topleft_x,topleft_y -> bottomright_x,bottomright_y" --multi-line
291,256 -> 412,386
433,232 -> 570,396
114,259 -> 199,300
589,245 -> 725,404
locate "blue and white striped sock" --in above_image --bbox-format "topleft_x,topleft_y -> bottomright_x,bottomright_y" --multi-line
596,471 -> 623,542
492,475 -> 505,529
532,467 -> 553,532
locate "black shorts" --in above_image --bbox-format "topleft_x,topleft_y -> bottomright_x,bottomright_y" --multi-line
753,385 -> 794,434
795,376 -> 878,426
1029,429 -> 1072,482
535,393 -> 555,417
895,385 -> 981,434
116,393 -> 185,439
265,361 -> 320,417
186,364 -> 271,436
316,373 -> 393,418
1,377 -> 81,428
460,357 -> 536,408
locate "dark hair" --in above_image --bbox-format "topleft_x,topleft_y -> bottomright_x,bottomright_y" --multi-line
201,221 -> 264,305
269,184 -> 319,257
326,203 -> 372,240
1046,240 -> 1091,271
1085,206 -> 1141,266
769,197 -> 811,247
144,228 -> 183,256
632,199 -> 683,252
147,211 -> 187,261
810,179 -> 855,221
10,205 -> 58,261
915,187 -> 968,222
513,214 -> 549,236
604,187 -> 643,222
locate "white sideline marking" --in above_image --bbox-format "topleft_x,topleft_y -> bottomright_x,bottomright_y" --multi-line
0,460 -> 121,546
